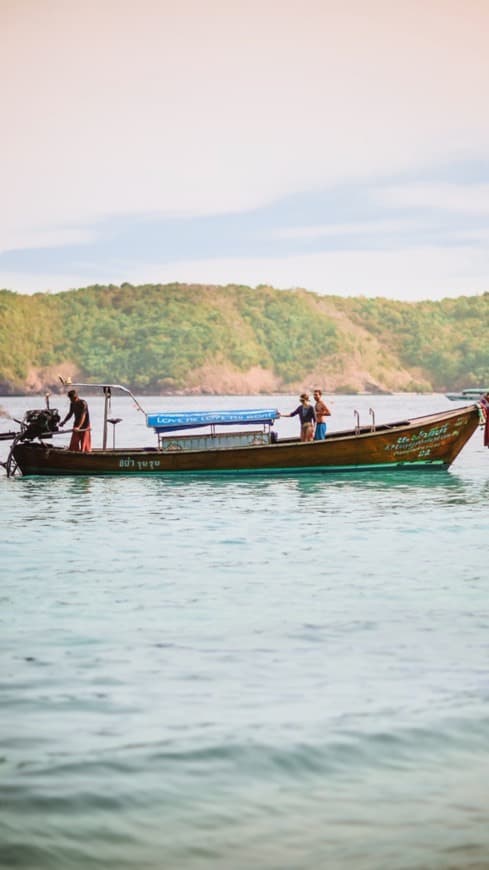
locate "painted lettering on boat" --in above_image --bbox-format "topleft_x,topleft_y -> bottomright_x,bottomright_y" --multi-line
385,424 -> 458,456
118,457 -> 161,470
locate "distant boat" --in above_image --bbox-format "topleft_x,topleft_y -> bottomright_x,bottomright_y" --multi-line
2,382 -> 483,478
446,388 -> 489,402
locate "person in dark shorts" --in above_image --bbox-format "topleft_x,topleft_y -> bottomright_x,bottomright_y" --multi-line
281,393 -> 316,441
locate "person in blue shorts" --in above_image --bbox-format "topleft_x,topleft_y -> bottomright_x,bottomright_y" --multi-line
313,389 -> 331,440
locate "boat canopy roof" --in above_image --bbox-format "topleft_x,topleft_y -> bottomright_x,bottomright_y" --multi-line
147,408 -> 279,433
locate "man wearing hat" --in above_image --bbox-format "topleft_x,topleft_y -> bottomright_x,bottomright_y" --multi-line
60,389 -> 92,452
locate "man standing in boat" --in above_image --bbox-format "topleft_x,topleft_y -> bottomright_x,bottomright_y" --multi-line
60,389 -> 92,452
481,392 -> 489,448
313,389 -> 331,440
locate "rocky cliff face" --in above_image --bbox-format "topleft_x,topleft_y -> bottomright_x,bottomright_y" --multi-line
0,363 -> 82,396
0,361 -> 430,396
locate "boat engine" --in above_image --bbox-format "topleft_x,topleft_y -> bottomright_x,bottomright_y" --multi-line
19,407 -> 61,441
1,400 -> 61,477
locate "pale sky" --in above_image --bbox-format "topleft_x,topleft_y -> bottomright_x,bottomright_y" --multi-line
2,0 -> 489,299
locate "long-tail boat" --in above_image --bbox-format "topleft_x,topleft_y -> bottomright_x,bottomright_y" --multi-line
2,383 -> 485,477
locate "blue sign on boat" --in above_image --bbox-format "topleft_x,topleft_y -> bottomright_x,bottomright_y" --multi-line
147,409 -> 279,432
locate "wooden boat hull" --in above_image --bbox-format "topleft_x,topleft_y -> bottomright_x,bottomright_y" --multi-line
12,405 -> 480,477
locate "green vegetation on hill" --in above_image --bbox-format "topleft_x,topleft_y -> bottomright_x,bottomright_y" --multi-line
0,283 -> 488,394
332,294 -> 489,389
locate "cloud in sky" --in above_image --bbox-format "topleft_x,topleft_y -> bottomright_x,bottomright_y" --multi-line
2,0 -> 489,299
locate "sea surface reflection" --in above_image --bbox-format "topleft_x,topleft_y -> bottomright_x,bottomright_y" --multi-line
1,393 -> 488,869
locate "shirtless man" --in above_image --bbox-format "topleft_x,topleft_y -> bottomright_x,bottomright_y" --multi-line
313,389 -> 331,440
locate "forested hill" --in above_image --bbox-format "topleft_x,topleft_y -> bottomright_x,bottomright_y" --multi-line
1,282 -> 488,395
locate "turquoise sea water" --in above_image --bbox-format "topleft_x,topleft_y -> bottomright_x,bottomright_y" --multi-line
1,394 -> 489,870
